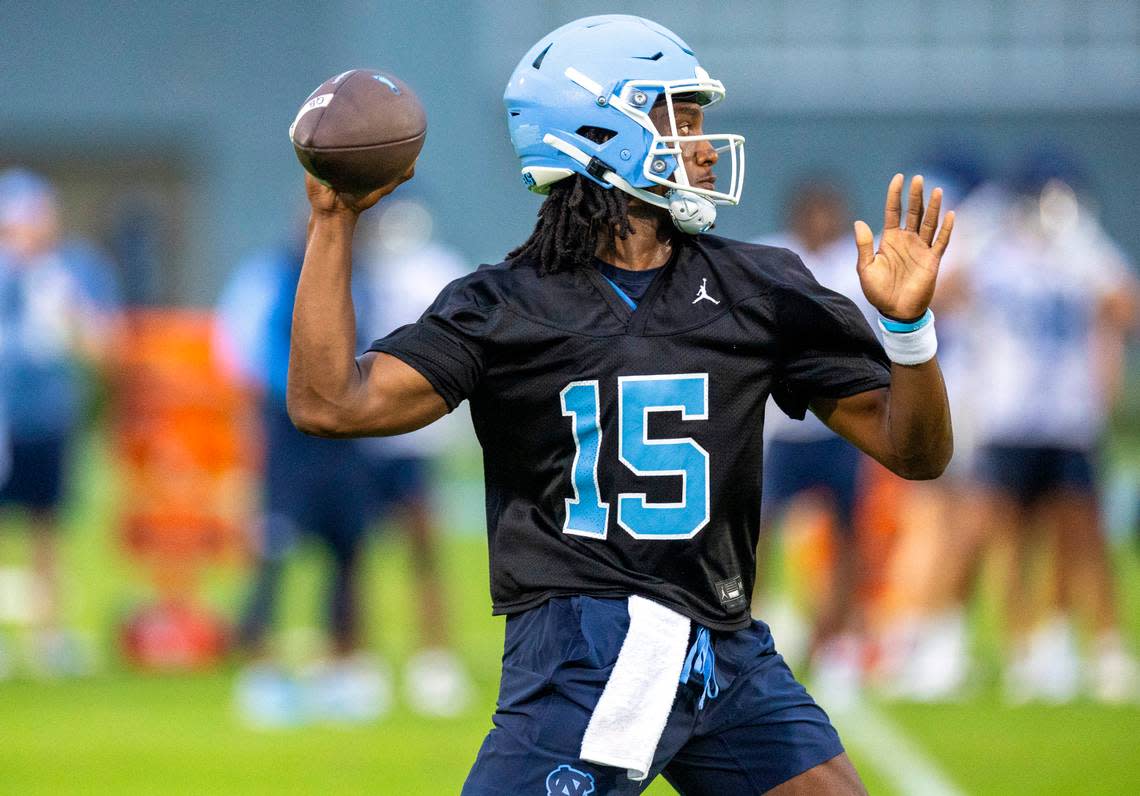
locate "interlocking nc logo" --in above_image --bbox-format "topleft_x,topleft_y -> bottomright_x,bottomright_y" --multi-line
692,278 -> 720,305
545,764 -> 596,796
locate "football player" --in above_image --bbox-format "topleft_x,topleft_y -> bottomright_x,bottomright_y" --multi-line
0,168 -> 120,677
287,15 -> 954,794
753,178 -> 875,700
216,224 -> 388,725
943,152 -> 1139,704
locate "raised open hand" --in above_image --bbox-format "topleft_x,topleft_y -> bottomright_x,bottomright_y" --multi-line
854,174 -> 955,320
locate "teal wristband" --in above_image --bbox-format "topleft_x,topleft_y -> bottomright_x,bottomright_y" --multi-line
878,309 -> 933,334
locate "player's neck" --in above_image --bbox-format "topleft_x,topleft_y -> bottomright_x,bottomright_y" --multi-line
595,206 -> 673,271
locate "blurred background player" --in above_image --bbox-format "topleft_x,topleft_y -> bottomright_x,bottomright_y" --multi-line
0,267 -> 10,679
0,168 -> 121,678
216,205 -> 472,724
872,149 -> 996,701
215,223 -> 387,726
945,150 -> 1140,704
355,195 -> 472,717
752,176 -> 876,704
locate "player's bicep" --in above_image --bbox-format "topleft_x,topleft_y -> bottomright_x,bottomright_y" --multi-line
810,387 -> 891,460
355,351 -> 449,436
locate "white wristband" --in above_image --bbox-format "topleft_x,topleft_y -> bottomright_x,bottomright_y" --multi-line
878,309 -> 937,365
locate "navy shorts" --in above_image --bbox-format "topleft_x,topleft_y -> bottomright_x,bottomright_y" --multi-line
975,444 -> 1095,506
0,436 -> 68,513
463,596 -> 844,795
261,401 -> 372,561
762,436 -> 860,532
365,455 -> 429,518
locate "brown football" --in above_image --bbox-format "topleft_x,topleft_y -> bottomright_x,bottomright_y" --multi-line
290,69 -> 426,193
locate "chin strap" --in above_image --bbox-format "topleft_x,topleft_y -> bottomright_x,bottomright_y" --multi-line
541,133 -> 716,234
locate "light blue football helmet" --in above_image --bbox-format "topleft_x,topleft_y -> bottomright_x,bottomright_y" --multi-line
504,15 -> 745,234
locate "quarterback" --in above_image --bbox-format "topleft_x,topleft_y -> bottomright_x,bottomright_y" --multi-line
288,15 -> 954,795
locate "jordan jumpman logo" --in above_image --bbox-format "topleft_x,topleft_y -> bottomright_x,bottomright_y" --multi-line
692,278 -> 720,305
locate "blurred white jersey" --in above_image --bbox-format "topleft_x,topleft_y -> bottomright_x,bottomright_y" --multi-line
964,211 -> 1132,449
755,232 -> 876,442
361,242 -> 472,458
935,181 -> 1015,470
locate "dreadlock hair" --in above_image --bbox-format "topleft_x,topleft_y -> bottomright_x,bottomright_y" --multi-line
507,174 -> 634,275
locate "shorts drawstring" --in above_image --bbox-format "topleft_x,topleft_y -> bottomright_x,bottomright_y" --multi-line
678,626 -> 720,709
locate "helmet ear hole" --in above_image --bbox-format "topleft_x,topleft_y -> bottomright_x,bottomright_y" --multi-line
576,126 -> 617,144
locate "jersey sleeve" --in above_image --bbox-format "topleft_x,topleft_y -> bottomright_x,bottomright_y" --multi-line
769,252 -> 891,420
366,275 -> 498,410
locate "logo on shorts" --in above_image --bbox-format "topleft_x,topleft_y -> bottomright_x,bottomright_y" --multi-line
714,575 -> 747,611
545,764 -> 595,796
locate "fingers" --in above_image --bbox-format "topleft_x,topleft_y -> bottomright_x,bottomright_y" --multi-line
905,175 -> 924,232
304,171 -> 333,193
376,161 -> 418,199
853,220 -> 875,271
348,162 -> 417,210
932,210 -> 956,257
919,187 -> 942,246
883,173 -> 904,229
304,172 -> 341,214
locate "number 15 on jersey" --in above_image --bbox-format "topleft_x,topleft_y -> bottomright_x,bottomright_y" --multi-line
560,373 -> 710,541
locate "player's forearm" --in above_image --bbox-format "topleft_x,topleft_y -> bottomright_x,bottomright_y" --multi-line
881,357 -> 953,479
287,210 -> 368,436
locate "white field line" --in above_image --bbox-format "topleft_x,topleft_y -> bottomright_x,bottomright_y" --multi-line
832,700 -> 966,796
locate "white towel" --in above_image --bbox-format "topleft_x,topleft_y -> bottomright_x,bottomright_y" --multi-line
579,595 -> 691,781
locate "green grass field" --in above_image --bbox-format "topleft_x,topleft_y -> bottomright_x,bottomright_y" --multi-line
2,437 -> 1139,794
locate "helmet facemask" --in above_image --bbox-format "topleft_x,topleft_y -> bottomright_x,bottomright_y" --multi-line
550,66 -> 745,234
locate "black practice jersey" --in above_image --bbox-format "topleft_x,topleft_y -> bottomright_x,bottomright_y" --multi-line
369,234 -> 890,630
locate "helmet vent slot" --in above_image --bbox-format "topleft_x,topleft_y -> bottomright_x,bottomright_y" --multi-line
633,51 -> 664,61
576,126 -> 617,144
532,43 -> 553,70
